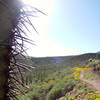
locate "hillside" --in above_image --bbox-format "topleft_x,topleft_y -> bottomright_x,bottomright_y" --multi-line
31,53 -> 100,67
15,52 -> 100,67
16,52 -> 100,100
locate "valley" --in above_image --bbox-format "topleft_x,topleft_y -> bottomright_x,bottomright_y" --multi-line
17,53 -> 100,100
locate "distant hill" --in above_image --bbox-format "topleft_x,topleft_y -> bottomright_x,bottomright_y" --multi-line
31,53 -> 100,67
15,52 -> 100,68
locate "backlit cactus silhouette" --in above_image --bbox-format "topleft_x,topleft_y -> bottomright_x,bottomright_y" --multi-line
0,0 -> 40,99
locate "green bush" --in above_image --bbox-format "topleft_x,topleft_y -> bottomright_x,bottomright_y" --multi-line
46,78 -> 76,100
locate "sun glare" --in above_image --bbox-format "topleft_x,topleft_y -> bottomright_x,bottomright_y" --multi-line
22,0 -> 54,13
21,0 -> 80,57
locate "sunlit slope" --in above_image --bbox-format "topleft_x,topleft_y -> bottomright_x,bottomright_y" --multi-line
16,52 -> 100,100
18,63 -> 100,100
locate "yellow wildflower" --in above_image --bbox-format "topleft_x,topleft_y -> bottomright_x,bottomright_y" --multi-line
95,98 -> 100,100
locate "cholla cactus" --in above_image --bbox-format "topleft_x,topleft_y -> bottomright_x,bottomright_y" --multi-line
0,0 -> 42,99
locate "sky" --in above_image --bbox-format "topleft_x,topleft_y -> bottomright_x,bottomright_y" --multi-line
22,0 -> 100,57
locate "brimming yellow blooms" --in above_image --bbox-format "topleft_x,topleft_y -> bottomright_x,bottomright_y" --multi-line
72,66 -> 91,80
73,67 -> 91,71
72,72 -> 80,80
95,98 -> 100,100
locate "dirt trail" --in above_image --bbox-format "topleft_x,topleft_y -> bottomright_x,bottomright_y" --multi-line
80,70 -> 100,91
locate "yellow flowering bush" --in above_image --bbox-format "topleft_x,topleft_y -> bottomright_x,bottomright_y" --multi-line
85,65 -> 92,68
72,66 -> 91,80
95,98 -> 100,100
95,91 -> 100,94
73,72 -> 80,80
95,94 -> 100,99
73,67 -> 91,71
69,92 -> 100,100
81,91 -> 100,100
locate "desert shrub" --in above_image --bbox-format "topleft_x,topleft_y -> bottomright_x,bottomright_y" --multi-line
46,78 -> 76,100
46,87 -> 63,100
75,82 -> 87,89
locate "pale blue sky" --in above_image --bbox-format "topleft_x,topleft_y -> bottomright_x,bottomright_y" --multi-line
23,0 -> 100,57
48,0 -> 100,53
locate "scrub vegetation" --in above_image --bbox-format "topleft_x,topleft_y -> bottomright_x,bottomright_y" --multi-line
17,53 -> 100,100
